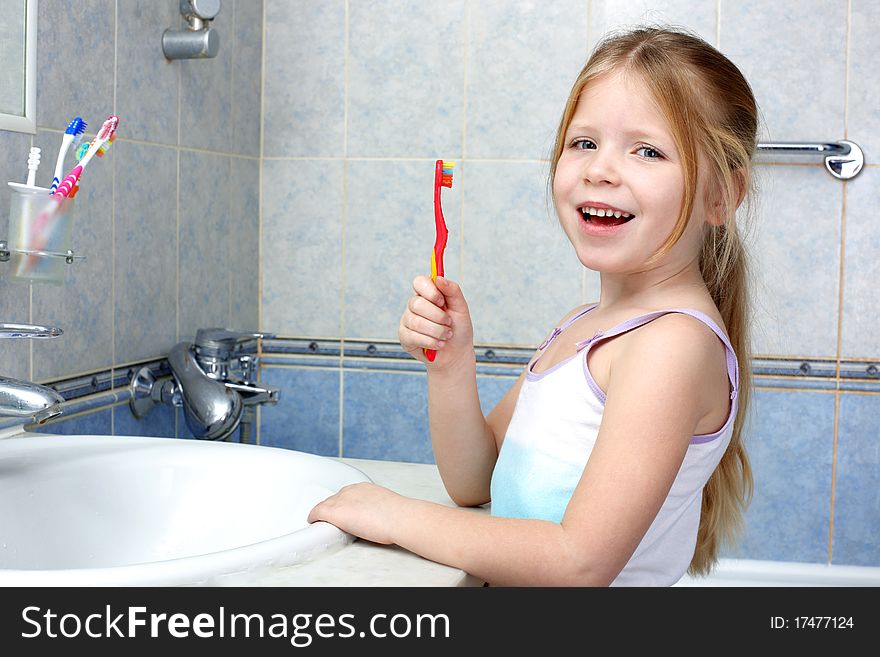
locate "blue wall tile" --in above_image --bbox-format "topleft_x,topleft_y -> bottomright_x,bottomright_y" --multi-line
114,141 -> 178,363
0,130 -> 34,381
724,389 -> 835,563
347,0 -> 465,158
464,161 -> 583,346
477,374 -> 519,416
231,0 -> 264,157
590,0 -> 717,48
113,402 -> 177,439
344,160 -> 460,340
850,0 -> 880,164
342,370 -> 433,463
833,393 -> 880,566
263,0 -> 345,157
261,159 -> 344,337
259,366 -> 340,456
840,168 -> 880,360
258,367 -> 520,463
178,151 -> 232,341
747,166 -> 842,358
116,0 -> 179,145
178,11 -> 233,152
230,157 -> 260,332
466,0 -> 588,160
36,0 -> 115,133
34,408 -> 113,436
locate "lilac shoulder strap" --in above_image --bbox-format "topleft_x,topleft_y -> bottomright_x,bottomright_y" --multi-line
535,303 -> 599,352
575,308 -> 739,407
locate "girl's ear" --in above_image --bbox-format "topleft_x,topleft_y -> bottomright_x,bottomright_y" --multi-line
707,169 -> 747,226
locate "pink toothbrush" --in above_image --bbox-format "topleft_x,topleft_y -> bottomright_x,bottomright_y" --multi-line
53,115 -> 118,199
21,116 -> 119,272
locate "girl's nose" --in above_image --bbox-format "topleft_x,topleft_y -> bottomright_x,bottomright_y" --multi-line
582,150 -> 620,185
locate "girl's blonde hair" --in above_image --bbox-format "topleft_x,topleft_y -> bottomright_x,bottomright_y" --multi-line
549,26 -> 756,576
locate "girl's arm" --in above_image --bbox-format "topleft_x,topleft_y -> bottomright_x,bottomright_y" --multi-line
400,275 -> 523,506
401,277 -> 587,506
313,313 -> 726,585
427,364 -> 525,507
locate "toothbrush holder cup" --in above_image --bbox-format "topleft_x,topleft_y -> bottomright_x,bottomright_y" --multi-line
6,182 -> 75,285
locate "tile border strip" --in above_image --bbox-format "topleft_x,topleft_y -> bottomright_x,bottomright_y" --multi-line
3,342 -> 876,432
263,338 -> 880,390
0,359 -> 168,431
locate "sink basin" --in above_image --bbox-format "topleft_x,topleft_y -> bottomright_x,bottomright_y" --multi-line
0,434 -> 370,586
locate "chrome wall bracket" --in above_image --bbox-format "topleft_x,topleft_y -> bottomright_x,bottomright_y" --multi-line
129,366 -> 181,420
162,0 -> 221,60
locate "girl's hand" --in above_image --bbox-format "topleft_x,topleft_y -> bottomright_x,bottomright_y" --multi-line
307,482 -> 405,545
398,276 -> 474,369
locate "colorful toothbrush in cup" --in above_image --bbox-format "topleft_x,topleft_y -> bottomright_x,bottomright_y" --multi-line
424,159 -> 454,362
52,115 -> 118,199
21,115 -> 119,273
50,117 -> 87,194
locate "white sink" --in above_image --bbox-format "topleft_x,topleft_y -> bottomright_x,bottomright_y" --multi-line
0,434 -> 370,586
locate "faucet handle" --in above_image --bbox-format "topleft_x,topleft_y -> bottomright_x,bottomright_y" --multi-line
0,323 -> 63,339
194,328 -> 274,348
193,328 -> 275,368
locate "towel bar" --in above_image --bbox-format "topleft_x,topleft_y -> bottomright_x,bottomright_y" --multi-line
756,140 -> 863,179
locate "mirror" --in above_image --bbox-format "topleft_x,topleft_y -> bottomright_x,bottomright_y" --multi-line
0,0 -> 36,134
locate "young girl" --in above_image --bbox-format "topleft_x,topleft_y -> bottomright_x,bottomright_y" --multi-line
309,26 -> 755,586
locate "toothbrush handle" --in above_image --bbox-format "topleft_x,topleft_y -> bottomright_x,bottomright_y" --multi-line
51,136 -> 72,194
54,165 -> 83,199
424,249 -> 445,362
424,181 -> 449,363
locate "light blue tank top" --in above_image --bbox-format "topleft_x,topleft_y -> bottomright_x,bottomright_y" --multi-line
489,305 -> 740,586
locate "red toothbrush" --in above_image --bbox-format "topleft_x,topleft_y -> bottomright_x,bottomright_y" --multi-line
425,159 -> 455,362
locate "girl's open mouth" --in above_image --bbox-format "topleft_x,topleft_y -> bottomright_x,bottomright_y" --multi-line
579,206 -> 635,227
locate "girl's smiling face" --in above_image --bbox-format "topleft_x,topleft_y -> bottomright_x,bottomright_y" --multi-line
553,69 -> 709,275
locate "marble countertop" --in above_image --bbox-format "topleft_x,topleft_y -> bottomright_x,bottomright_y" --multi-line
246,457 -> 487,587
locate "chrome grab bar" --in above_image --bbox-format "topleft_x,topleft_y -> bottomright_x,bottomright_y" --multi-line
756,140 -> 863,180
758,142 -> 848,154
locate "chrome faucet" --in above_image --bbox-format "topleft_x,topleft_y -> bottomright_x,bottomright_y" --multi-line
130,329 -> 280,442
0,323 -> 65,424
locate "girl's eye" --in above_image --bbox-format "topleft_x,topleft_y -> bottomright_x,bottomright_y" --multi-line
570,138 -> 596,150
636,145 -> 663,159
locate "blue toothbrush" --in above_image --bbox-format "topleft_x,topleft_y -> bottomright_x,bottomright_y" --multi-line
50,116 -> 87,194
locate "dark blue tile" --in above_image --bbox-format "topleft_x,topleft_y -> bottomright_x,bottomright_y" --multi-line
833,393 -> 880,566
721,389 -> 834,563
33,409 -> 113,436
259,367 -> 340,456
477,374 -> 519,415
113,402 -> 176,438
343,370 -> 432,463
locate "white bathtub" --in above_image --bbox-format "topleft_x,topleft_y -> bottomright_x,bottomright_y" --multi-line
673,558 -> 880,586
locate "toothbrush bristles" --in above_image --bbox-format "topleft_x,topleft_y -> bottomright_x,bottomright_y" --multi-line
65,116 -> 87,136
441,161 -> 455,188
96,133 -> 116,157
97,115 -> 119,141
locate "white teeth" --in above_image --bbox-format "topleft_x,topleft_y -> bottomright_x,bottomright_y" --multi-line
580,206 -> 634,219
